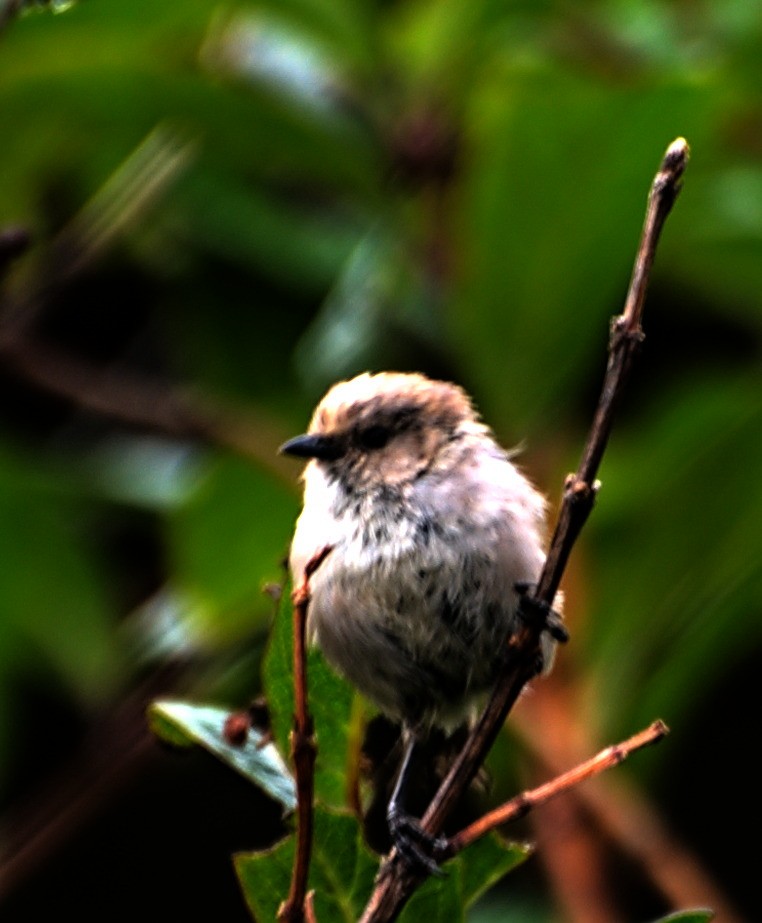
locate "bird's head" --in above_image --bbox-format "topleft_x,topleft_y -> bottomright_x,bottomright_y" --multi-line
280,372 -> 483,491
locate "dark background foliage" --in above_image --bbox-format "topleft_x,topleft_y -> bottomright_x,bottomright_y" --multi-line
0,1 -> 760,920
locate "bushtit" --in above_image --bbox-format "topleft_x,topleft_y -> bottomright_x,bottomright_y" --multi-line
281,371 -> 556,868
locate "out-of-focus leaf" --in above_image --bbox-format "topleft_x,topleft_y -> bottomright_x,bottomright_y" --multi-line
239,0 -> 381,74
149,699 -> 296,813
121,585 -> 209,664
664,166 -> 762,325
583,373 -> 762,738
263,591 -> 354,809
174,168 -> 361,294
16,0 -> 80,18
200,11 -> 355,123
450,70 -> 716,436
295,228 -> 443,395
0,447 -> 119,698
235,807 -> 377,922
167,454 -> 297,643
468,891 -> 552,923
0,0 -> 377,230
79,435 -> 203,510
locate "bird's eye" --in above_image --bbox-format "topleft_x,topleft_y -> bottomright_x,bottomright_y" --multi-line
358,424 -> 391,450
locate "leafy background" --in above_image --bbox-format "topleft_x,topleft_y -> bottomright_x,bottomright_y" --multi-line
0,1 -> 760,921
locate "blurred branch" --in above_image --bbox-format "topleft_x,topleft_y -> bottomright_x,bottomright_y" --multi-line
360,138 -> 690,923
0,335 -> 296,482
0,226 -> 31,280
1,126 -> 194,342
0,0 -> 23,34
0,127 -> 296,483
531,785 -> 621,923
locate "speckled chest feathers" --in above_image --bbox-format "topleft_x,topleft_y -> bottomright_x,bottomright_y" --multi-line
284,372 -> 550,734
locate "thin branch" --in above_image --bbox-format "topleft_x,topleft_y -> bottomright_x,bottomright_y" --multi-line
278,546 -> 333,923
360,138 -> 689,923
442,720 -> 668,857
512,688 -> 746,923
541,136 -> 689,604
576,137 -> 688,492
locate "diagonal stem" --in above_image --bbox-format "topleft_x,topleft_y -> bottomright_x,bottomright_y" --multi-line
360,137 -> 689,923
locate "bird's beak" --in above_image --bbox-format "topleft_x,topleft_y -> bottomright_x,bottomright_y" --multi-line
279,433 -> 342,461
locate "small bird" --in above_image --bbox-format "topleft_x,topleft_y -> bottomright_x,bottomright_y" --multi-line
281,371 -> 556,868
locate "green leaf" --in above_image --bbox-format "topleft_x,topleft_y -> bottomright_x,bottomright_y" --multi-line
398,865 -> 464,923
263,592 -> 355,809
200,10 -> 356,124
649,911 -> 715,923
584,373 -> 762,740
237,810 -> 527,923
294,228 -> 444,396
235,806 -> 378,922
176,167 -> 360,294
397,833 -> 530,923
0,447 -> 119,699
460,834 -> 532,908
148,700 -> 296,813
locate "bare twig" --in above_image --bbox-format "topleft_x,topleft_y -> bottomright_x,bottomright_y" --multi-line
442,720 -> 668,857
514,687 -> 745,923
278,546 -> 333,923
360,138 -> 689,923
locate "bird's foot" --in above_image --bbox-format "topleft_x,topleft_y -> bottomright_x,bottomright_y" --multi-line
387,806 -> 449,878
514,581 -> 569,643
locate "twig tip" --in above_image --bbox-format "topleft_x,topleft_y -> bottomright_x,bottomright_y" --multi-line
663,137 -> 690,175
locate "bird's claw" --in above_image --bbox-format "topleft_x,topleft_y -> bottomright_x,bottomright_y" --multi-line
388,808 -> 448,878
514,581 -> 569,643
